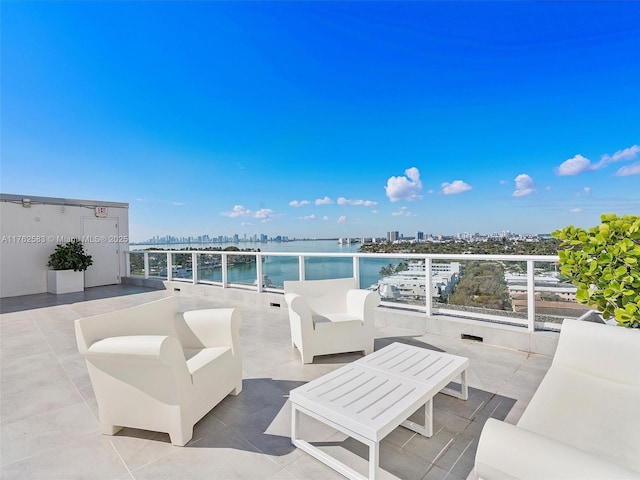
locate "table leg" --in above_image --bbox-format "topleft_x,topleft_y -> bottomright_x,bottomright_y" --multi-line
400,398 -> 433,438
369,440 -> 379,480
441,368 -> 469,400
291,403 -> 374,480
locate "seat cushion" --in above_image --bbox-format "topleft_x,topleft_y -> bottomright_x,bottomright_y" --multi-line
184,346 -> 231,376
313,313 -> 363,327
518,365 -> 640,472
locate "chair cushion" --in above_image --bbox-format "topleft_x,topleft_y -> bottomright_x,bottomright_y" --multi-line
313,314 -> 363,330
518,365 -> 640,472
184,346 -> 231,375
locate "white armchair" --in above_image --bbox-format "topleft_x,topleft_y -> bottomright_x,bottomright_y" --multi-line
283,278 -> 380,364
75,296 -> 242,446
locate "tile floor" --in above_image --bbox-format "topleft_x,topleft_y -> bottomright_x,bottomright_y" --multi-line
0,285 -> 552,480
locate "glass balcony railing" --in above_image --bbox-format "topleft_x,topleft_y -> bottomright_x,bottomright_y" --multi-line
126,250 -> 584,332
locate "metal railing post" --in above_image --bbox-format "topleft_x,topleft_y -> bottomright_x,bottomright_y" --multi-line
353,256 -> 360,287
256,253 -> 263,292
192,252 -> 198,285
143,252 -> 149,279
125,252 -> 131,277
166,253 -> 173,281
527,259 -> 536,332
425,257 -> 433,317
221,253 -> 228,288
298,255 -> 305,281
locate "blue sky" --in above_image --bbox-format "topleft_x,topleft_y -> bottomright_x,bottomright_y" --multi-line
2,1 -> 639,241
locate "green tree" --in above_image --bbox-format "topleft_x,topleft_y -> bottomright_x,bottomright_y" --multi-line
552,214 -> 640,327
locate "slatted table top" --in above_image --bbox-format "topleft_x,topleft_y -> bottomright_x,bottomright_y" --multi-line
290,342 -> 469,442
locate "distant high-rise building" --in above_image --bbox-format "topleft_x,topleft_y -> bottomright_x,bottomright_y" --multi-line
416,231 -> 424,242
387,231 -> 399,242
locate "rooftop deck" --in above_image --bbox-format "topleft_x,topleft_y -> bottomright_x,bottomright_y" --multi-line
1,285 -> 553,480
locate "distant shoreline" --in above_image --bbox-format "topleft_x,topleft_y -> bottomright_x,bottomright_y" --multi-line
130,238 -> 340,246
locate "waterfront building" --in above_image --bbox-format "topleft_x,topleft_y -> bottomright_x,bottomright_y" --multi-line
375,261 -> 461,300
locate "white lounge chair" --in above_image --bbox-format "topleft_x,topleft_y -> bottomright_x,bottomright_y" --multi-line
75,296 -> 242,446
284,277 -> 380,364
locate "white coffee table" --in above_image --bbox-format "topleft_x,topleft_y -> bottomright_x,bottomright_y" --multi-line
290,342 -> 469,480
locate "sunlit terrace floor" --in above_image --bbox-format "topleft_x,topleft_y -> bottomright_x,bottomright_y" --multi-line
1,285 -> 553,480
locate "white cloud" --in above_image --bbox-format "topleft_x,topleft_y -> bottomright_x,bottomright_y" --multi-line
555,154 -> 592,176
254,208 -> 274,219
240,222 -> 254,226
556,145 -> 640,175
222,205 -> 277,221
299,214 -> 315,220
337,215 -> 347,224
616,161 -> 640,176
392,206 -> 416,217
322,216 -> 329,221
499,180 -> 508,185
570,208 -> 583,213
224,205 -> 251,218
583,187 -> 591,196
337,197 -> 378,207
427,189 -> 434,194
596,144 -> 640,168
441,180 -> 472,195
385,167 -> 423,202
315,196 -> 333,205
513,174 -> 536,197
171,201 -> 186,206
289,200 -> 310,207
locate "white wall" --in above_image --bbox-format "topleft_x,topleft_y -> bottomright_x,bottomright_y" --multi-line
0,194 -> 129,297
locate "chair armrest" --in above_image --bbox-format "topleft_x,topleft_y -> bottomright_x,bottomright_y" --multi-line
86,335 -> 185,367
346,289 -> 380,323
180,308 -> 241,354
285,294 -> 312,319
284,293 -> 315,331
475,419 -> 640,480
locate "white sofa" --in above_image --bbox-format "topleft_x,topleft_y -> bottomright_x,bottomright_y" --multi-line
284,277 -> 380,364
475,319 -> 640,479
75,296 -> 242,446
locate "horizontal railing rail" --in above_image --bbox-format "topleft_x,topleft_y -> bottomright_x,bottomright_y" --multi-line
126,250 -> 565,332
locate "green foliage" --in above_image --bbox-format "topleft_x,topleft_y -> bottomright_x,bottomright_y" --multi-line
379,261 -> 409,277
552,214 -> 640,328
360,238 -> 560,255
47,239 -> 93,271
449,262 -> 511,310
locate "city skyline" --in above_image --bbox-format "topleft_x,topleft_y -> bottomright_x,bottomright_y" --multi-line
2,2 -> 639,242
134,228 -> 548,245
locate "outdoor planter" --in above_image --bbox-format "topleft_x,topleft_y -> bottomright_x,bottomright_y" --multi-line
46,239 -> 93,294
47,269 -> 85,294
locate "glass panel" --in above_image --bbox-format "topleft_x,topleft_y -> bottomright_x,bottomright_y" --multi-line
363,256 -> 429,307
226,252 -> 258,286
261,255 -> 299,290
148,252 -> 167,279
446,260 -> 520,322
197,253 -> 222,283
533,259 -> 582,327
304,256 -> 353,281
128,252 -> 145,276
171,252 -> 192,280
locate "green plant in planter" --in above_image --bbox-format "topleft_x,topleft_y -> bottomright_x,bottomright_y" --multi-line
47,238 -> 93,271
551,213 -> 640,328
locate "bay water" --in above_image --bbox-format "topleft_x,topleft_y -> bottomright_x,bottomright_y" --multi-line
130,240 -> 407,289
